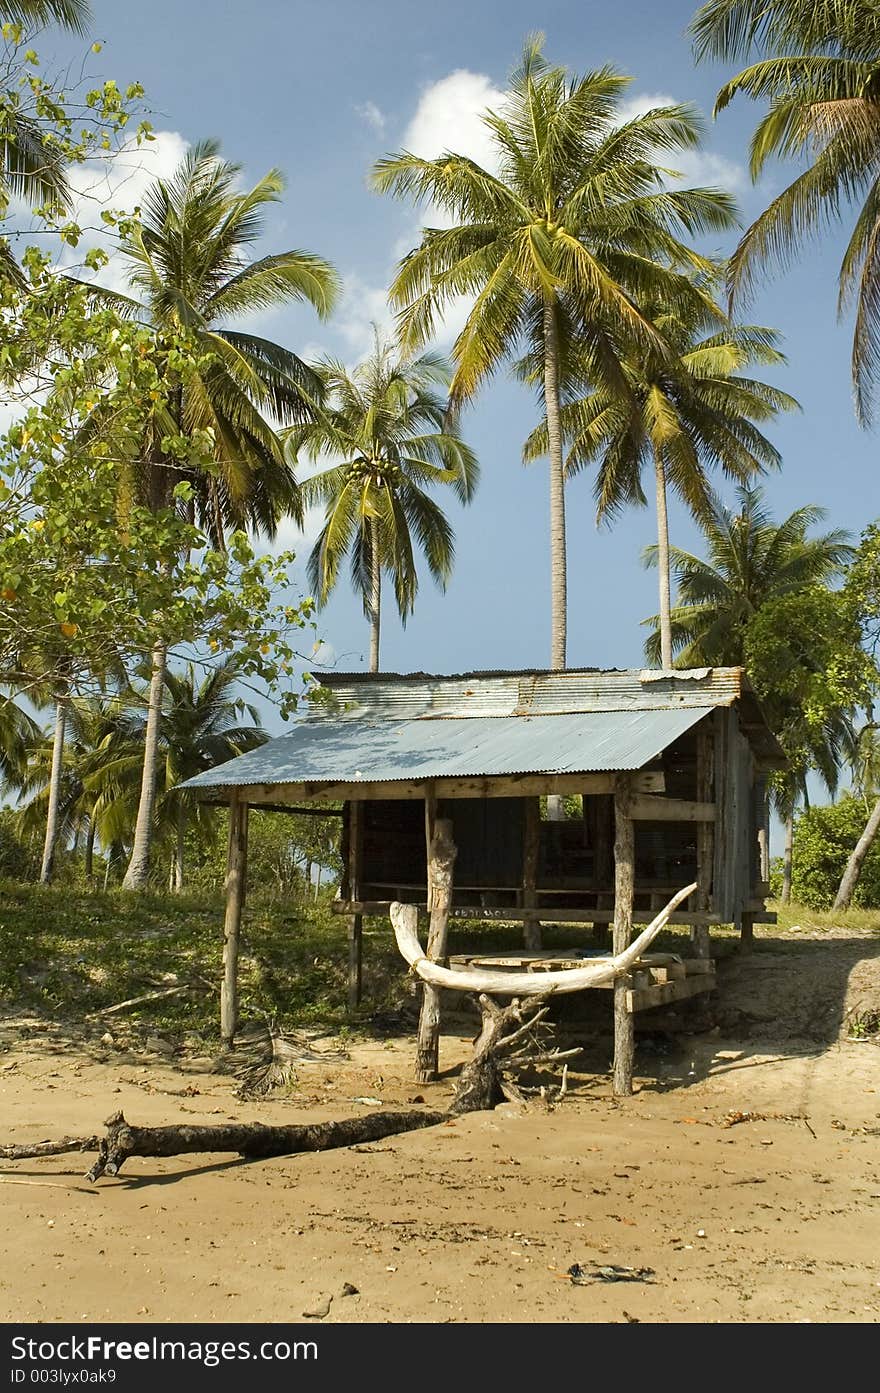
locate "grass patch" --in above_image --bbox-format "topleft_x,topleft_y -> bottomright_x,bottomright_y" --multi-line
10,883 -> 865,1047
0,881 -> 407,1043
770,900 -> 880,935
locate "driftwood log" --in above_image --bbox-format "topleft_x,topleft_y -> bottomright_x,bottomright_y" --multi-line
84,1108 -> 446,1181
1,993 -> 572,1183
390,882 -> 697,996
449,993 -> 578,1114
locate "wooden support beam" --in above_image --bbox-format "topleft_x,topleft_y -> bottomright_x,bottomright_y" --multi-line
217,770 -> 666,806
613,775 -> 635,1097
415,818 -> 456,1084
333,900 -> 714,924
347,801 -> 363,1012
424,785 -> 436,913
221,795 -> 248,1048
629,795 -> 716,822
625,975 -> 715,1014
522,796 -> 541,951
739,911 -> 755,953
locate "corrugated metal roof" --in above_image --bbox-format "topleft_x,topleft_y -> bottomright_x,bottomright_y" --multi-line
312,667 -> 744,721
181,706 -> 715,793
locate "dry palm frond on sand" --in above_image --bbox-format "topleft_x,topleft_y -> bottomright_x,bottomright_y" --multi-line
232,1022 -> 349,1099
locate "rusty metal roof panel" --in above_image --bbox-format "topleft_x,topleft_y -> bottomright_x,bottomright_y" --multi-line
312,667 -> 744,720
181,705 -> 716,792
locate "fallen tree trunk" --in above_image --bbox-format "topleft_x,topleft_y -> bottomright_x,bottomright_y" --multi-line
2,994 -> 569,1182
84,1107 -> 446,1181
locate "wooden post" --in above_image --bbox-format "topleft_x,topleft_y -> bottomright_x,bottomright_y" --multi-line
693,721 -> 714,960
612,775 -> 635,1097
522,796 -> 541,951
414,817 -> 457,1083
347,800 -> 363,1013
424,786 -> 437,912
740,913 -> 755,953
590,793 -> 613,946
221,795 -> 248,1048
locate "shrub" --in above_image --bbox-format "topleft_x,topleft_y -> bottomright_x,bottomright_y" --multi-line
791,798 -> 880,909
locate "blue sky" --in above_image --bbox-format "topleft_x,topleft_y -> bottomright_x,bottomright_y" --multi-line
52,0 -> 880,723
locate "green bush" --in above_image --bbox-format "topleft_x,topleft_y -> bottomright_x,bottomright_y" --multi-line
0,808 -> 39,880
791,798 -> 880,909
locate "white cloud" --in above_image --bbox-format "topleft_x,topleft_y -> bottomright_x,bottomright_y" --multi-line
402,69 -> 506,172
356,100 -> 386,134
332,272 -> 396,360
615,91 -> 747,193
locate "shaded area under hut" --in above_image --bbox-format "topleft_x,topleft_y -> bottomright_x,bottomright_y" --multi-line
180,667 -> 784,1095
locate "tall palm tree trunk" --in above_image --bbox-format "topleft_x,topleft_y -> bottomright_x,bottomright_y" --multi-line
833,795 -> 880,911
368,517 -> 381,673
122,641 -> 166,890
39,694 -> 67,885
543,299 -> 567,672
654,449 -> 673,670
781,813 -> 794,905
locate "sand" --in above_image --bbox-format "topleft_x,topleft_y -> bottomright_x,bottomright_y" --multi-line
1,922 -> 879,1325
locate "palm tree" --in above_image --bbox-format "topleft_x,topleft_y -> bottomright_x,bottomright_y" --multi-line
641,483 -> 854,666
642,481 -> 854,898
5,2 -> 89,26
17,660 -> 267,889
287,339 -> 478,671
15,694 -> 111,881
83,658 -> 266,891
372,35 -> 737,670
525,295 -> 798,666
0,692 -> 40,789
690,0 -> 880,422
91,141 -> 338,889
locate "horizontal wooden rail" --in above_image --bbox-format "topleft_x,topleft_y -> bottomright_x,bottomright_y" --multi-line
202,770 -> 666,806
333,900 -> 716,925
629,795 -> 716,822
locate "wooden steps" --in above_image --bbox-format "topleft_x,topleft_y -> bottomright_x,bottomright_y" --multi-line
447,950 -> 716,1013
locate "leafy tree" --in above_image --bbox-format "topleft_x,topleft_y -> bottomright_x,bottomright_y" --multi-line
0,2 -> 94,222
833,522 -> 880,906
690,0 -> 880,421
788,797 -> 880,909
373,34 -> 736,669
288,338 -> 478,670
85,140 -> 338,889
744,584 -> 873,900
527,299 -> 797,666
0,15 -> 152,285
0,804 -> 39,879
0,270 -> 318,883
100,141 -> 339,540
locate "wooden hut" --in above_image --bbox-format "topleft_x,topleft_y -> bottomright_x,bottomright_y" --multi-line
181,667 -> 784,1089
